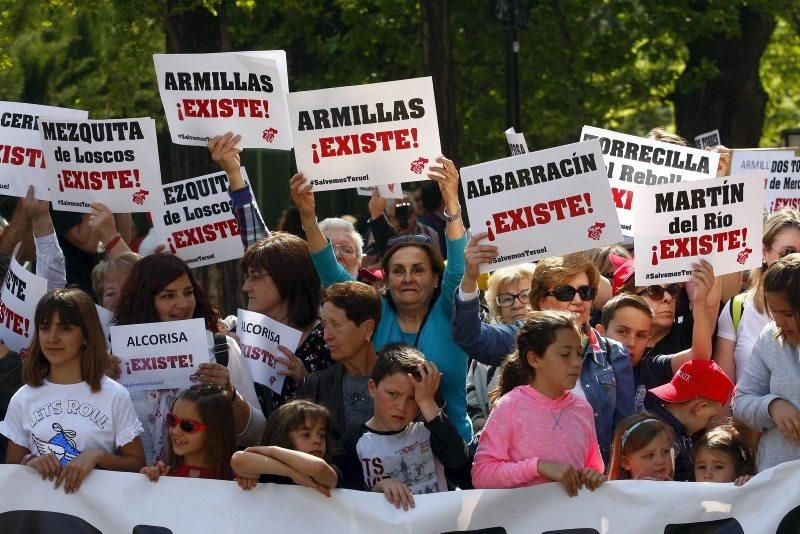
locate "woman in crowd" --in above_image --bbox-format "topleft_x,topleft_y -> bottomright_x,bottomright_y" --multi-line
289,158 -> 473,441
114,254 -> 265,462
715,209 -> 800,382
454,238 -> 634,460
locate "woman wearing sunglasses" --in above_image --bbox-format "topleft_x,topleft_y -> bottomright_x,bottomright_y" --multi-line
290,157 -> 474,442
467,264 -> 535,433
716,209 -> 800,383
454,241 -> 634,462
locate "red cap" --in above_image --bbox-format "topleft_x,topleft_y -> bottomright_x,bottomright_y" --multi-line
649,360 -> 734,405
610,253 -> 635,296
358,267 -> 384,282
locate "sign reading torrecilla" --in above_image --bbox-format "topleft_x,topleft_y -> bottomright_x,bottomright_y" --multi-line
460,139 -> 622,273
287,77 -> 441,191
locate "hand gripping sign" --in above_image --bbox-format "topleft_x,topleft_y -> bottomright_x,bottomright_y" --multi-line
287,77 -> 442,191
0,101 -> 88,200
461,139 -> 622,273
153,51 -> 292,150
236,309 -> 302,394
633,172 -> 764,285
110,318 -> 210,392
580,126 -> 720,236
38,117 -> 165,213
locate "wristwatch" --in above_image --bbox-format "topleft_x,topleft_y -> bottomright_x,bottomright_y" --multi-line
443,205 -> 461,222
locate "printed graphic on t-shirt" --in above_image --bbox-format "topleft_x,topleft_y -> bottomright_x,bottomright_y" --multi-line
32,423 -> 82,466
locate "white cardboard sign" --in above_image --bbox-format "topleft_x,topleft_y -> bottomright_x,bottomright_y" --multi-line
153,51 -> 292,149
504,127 -> 529,155
38,117 -> 165,213
0,244 -> 48,354
355,182 -> 404,199
0,101 -> 88,199
580,126 -> 720,236
151,169 -> 246,267
110,318 -> 209,391
236,308 -> 302,394
461,139 -> 622,273
634,173 -> 764,284
730,149 -> 800,212
288,77 -> 441,191
694,129 -> 721,149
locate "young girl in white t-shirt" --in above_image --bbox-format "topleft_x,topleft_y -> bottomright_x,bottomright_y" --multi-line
0,288 -> 145,493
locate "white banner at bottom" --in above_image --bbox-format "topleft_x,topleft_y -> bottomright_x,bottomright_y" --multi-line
1,461 -> 799,533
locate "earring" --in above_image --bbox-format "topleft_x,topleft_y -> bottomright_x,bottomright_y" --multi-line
82,341 -> 88,349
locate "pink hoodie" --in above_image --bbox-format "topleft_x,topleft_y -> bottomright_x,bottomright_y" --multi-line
472,385 -> 604,489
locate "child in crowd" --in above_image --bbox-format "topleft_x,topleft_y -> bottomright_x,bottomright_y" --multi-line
472,311 -> 606,496
231,400 -> 340,496
608,413 -> 675,480
693,423 -> 755,485
734,254 -> 800,471
644,360 -> 734,481
141,385 -> 236,481
334,344 -> 468,510
0,288 -> 145,493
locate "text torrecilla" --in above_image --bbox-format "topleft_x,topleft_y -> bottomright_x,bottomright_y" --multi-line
355,182 -> 404,199
580,125 -> 720,236
151,169 -> 248,267
0,101 -> 88,200
287,76 -> 442,191
236,308 -> 302,394
110,318 -> 210,392
0,243 -> 48,354
460,139 -> 623,273
730,149 -> 800,212
694,129 -> 721,149
504,127 -> 529,156
153,51 -> 292,150
633,172 -> 764,284
38,117 -> 165,213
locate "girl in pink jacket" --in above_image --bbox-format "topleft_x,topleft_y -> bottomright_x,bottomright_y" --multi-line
472,311 -> 606,496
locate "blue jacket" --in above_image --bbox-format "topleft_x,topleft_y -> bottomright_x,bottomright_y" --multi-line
451,292 -> 634,461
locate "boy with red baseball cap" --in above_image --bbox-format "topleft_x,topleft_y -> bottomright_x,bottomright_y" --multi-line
644,360 -> 734,481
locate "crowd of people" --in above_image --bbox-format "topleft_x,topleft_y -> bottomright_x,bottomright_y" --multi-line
0,126 -> 799,514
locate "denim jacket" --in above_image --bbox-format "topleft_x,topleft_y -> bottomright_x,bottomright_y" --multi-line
452,292 -> 634,462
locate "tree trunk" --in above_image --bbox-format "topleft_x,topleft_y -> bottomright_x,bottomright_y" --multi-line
420,0 -> 459,164
672,4 -> 776,148
163,1 -> 243,316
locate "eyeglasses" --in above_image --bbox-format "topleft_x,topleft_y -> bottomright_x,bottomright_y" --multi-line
332,244 -> 357,257
387,234 -> 432,248
545,285 -> 597,302
496,289 -> 530,307
637,284 -> 681,301
165,412 -> 207,433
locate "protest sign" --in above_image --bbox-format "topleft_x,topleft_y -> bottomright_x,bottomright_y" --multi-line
2,459 -> 800,534
0,244 -> 48,354
38,117 -> 164,213
634,173 -> 764,285
151,169 -> 247,267
0,101 -> 88,199
355,182 -> 404,199
110,318 -> 209,391
153,51 -> 292,149
288,77 -> 441,191
505,126 -> 529,155
580,126 -> 720,236
694,129 -> 721,149
730,149 -> 800,212
95,304 -> 113,349
461,139 -> 622,273
236,309 -> 302,394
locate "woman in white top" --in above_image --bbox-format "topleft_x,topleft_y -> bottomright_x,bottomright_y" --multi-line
0,288 -> 145,493
715,209 -> 800,382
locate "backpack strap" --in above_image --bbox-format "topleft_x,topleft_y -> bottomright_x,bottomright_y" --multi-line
730,293 -> 746,334
212,332 -> 229,367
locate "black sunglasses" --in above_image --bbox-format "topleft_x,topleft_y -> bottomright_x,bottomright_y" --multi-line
545,285 -> 597,302
638,284 -> 681,300
387,234 -> 432,248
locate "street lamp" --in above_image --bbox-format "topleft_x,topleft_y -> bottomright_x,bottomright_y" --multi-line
494,0 -> 531,134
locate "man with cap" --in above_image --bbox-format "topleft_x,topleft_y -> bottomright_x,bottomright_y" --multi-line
644,360 -> 734,481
